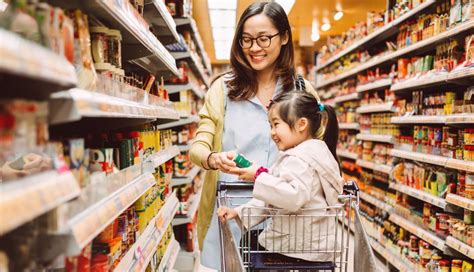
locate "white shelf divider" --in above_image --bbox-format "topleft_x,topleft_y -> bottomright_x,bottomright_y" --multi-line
356,102 -> 397,114
334,93 -> 360,104
356,159 -> 392,174
49,89 -> 180,125
336,149 -> 359,160
157,236 -> 181,271
148,145 -> 181,169
445,193 -> 474,211
173,183 -> 204,226
389,214 -> 446,251
390,149 -> 474,173
356,133 -> 394,144
155,115 -> 200,130
315,0 -> 435,71
389,183 -> 446,209
339,123 -> 360,130
445,236 -> 474,259
356,78 -> 392,93
171,166 -> 201,187
359,191 -> 393,212
115,192 -> 179,272
391,68 -> 474,91
391,115 -> 447,124
0,171 -> 80,236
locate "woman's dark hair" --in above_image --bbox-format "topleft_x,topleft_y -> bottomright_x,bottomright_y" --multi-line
269,91 -> 340,168
227,2 -> 295,101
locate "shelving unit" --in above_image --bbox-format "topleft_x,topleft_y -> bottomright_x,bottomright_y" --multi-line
171,51 -> 210,87
173,183 -> 203,226
171,166 -> 201,187
155,115 -> 200,130
391,68 -> 474,92
166,83 -> 206,99
157,236 -> 181,271
143,0 -> 180,44
370,239 -> 416,272
0,171 -> 80,236
356,102 -> 397,114
445,236 -> 474,259
359,191 -> 393,213
356,78 -> 392,93
356,159 -> 392,174
334,93 -> 360,104
356,133 -> 394,144
115,192 -> 179,271
339,123 -> 360,130
445,194 -> 474,211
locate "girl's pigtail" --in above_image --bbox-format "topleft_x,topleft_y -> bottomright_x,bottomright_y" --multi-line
319,104 -> 340,171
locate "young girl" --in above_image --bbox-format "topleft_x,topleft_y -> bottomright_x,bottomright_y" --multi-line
217,91 -> 343,262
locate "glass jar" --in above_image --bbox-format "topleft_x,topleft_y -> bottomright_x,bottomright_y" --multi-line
90,26 -> 110,64
451,259 -> 463,272
106,29 -> 122,68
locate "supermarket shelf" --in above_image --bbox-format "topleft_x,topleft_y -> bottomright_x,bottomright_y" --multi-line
356,102 -> 397,114
0,171 -> 79,236
316,20 -> 474,89
391,68 -> 474,92
157,236 -> 181,271
391,115 -> 447,124
0,29 -> 77,97
389,183 -> 446,209
49,89 -> 180,127
115,192 -> 179,272
49,0 -> 179,76
445,236 -> 474,259
155,115 -> 200,130
370,239 -> 416,272
148,145 -> 181,169
359,191 -> 393,213
336,149 -> 359,160
356,159 -> 392,174
315,0 -> 435,71
445,193 -> 474,211
171,51 -> 210,87
143,0 -> 180,44
165,83 -> 206,99
446,114 -> 474,125
54,166 -> 155,255
356,79 -> 393,93
174,17 -> 212,73
356,133 -> 394,144
173,184 -> 203,225
389,214 -> 446,251
171,166 -> 201,187
339,123 -> 360,130
333,93 -> 360,104
390,149 -> 474,173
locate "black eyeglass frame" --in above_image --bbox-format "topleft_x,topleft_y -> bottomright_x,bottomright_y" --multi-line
239,32 -> 281,49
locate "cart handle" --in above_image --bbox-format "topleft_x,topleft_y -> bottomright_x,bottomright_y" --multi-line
343,180 -> 359,194
217,181 -> 254,194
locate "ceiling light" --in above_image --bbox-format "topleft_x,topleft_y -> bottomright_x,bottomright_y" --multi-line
334,11 -> 343,21
274,0 -> 295,14
311,32 -> 320,42
321,23 -> 331,32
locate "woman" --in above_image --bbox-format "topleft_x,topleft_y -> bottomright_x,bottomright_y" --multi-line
190,2 -> 319,269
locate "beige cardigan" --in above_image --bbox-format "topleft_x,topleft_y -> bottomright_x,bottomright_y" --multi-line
190,76 -> 320,249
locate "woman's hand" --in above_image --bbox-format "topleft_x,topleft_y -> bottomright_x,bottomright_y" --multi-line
208,151 -> 238,173
233,164 -> 259,182
217,206 -> 238,223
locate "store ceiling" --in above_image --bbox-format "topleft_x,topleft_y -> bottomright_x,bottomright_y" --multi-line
193,0 -> 387,65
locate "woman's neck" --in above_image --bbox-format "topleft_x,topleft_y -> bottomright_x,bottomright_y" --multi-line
256,65 -> 277,88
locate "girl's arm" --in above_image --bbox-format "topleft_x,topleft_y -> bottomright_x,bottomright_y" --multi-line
253,156 -> 313,212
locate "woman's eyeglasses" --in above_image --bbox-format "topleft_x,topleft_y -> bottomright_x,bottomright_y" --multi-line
239,32 -> 280,49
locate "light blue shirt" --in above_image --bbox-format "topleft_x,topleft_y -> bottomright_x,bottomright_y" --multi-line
220,77 -> 282,182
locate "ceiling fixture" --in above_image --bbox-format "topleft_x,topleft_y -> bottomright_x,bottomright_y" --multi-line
321,23 -> 331,32
334,11 -> 344,21
274,0 -> 296,14
208,0 -> 237,60
311,19 -> 320,42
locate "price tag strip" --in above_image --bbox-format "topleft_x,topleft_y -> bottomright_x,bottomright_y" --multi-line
390,149 -> 474,173
355,102 -> 396,114
356,159 -> 392,175
356,78 -> 392,93
446,236 -> 474,259
336,149 -> 359,160
359,191 -> 393,213
369,239 -> 415,272
445,194 -> 474,211
389,183 -> 446,209
171,166 -> 201,187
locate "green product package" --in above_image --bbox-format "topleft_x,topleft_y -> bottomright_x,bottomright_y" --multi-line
234,153 -> 252,168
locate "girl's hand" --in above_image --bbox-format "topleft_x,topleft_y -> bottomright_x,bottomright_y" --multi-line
233,164 -> 259,182
208,151 -> 238,174
217,206 -> 238,223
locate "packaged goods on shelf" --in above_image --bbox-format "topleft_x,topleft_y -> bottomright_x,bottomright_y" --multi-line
336,101 -> 359,123
337,131 -> 359,154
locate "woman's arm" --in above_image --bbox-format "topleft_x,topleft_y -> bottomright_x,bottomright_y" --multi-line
252,156 -> 313,212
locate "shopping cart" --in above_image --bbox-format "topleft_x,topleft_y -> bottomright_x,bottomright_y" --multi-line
217,181 -> 361,272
